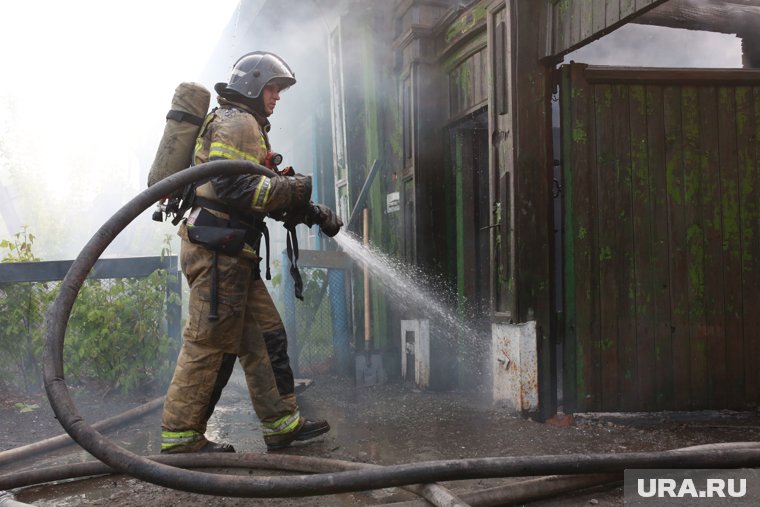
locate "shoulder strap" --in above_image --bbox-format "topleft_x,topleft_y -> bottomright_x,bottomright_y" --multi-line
285,225 -> 303,300
166,109 -> 205,126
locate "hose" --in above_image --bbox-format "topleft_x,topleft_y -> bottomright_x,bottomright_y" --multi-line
0,453 -> 453,495
42,159 -> 760,498
0,396 -> 164,469
379,474 -> 621,507
6,443 -> 760,504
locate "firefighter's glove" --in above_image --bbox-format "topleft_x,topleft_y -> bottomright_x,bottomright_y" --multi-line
306,203 -> 343,237
285,174 -> 312,210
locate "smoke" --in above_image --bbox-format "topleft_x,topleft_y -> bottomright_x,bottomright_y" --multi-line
0,0 -> 239,261
564,23 -> 742,68
195,0 -> 348,262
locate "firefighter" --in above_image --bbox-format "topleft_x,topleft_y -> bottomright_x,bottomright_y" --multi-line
160,51 -> 342,453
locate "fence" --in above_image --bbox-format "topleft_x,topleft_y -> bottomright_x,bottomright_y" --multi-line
0,256 -> 181,391
281,250 -> 353,377
0,256 -> 181,338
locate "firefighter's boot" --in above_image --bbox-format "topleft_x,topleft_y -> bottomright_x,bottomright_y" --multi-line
161,430 -> 236,454
264,418 -> 330,451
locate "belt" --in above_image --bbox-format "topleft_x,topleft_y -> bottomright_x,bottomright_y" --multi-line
191,207 -> 271,281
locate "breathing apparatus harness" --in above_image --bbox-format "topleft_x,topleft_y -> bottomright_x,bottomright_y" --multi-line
148,83 -> 306,320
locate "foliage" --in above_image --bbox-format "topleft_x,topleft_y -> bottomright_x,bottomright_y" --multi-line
14,402 -> 39,413
0,228 -> 50,391
0,230 -> 180,394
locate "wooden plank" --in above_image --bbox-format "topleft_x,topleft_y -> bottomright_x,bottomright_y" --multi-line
698,86 -> 727,410
586,67 -> 760,86
580,0 -> 594,42
681,85 -> 708,410
0,256 -> 178,283
663,86 -> 691,411
570,0 -> 583,48
298,250 -> 354,270
581,66 -> 602,414
554,2 -> 566,58
514,0 -> 555,420
620,0 -> 637,18
717,86 -> 744,409
594,83 -> 622,411
461,130 -> 477,302
646,84 -> 674,411
738,86 -> 760,404
473,50 -> 481,106
561,65 -> 578,412
753,86 -> 760,403
629,83 -> 656,411
592,0 -> 608,35
611,83 -> 637,412
563,64 -> 601,412
476,48 -> 488,104
606,0 -> 621,27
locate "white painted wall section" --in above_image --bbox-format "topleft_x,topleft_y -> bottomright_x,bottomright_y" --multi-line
492,321 -> 538,412
400,319 -> 430,389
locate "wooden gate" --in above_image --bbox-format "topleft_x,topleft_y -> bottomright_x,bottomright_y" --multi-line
561,63 -> 760,412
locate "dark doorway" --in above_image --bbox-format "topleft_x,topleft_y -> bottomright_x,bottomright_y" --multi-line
448,107 -> 491,387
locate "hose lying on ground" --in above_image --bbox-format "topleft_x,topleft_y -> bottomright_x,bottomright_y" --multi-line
42,160 -> 760,498
5,443 -> 760,505
0,396 -> 164,470
379,473 -> 622,507
0,453 -> 616,507
1,453 -> 466,505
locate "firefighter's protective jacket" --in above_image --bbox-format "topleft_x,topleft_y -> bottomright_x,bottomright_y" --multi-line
184,97 -> 310,261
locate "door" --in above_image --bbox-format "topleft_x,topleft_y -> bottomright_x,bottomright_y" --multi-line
450,108 -> 491,386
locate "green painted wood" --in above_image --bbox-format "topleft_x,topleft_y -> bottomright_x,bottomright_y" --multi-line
562,65 -> 760,411
629,83 -> 656,411
516,0 -> 555,420
611,83 -> 638,412
645,84 -> 674,411
455,132 -> 466,315
593,82 -> 621,411
663,85 -> 692,411
737,86 -> 760,403
717,86 -> 744,409
681,86 -> 708,410
698,86 -> 727,409
561,65 -> 577,412
752,86 -> 760,402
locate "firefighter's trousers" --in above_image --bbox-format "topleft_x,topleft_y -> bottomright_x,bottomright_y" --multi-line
161,237 -> 298,445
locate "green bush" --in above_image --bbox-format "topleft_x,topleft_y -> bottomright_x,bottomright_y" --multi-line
0,228 -> 48,391
0,229 -> 180,394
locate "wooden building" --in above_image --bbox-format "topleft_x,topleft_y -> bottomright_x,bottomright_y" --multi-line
216,0 -> 760,417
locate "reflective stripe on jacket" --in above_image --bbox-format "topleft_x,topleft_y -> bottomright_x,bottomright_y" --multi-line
192,99 -> 295,215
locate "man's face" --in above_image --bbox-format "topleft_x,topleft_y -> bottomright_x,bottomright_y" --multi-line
261,83 -> 282,116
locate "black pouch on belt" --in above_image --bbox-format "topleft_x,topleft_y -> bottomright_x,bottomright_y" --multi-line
187,226 -> 246,321
186,225 -> 246,255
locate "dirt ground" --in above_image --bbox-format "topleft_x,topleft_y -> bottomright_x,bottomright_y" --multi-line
2,370 -> 760,506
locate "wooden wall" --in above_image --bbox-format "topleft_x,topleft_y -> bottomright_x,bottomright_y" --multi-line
562,63 -> 760,412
